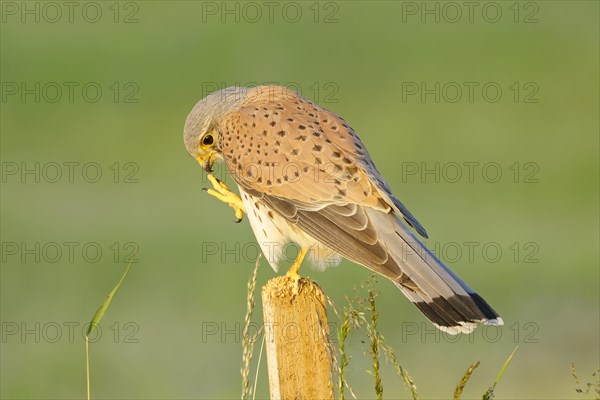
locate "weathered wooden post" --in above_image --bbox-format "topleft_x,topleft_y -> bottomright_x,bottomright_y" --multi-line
261,276 -> 334,399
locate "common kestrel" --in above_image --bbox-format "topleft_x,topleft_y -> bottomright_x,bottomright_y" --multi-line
184,85 -> 502,334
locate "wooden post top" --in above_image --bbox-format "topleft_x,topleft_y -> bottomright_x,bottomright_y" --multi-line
262,277 -> 334,400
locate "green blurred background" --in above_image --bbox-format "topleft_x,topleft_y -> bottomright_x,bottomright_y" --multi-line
1,1 -> 598,398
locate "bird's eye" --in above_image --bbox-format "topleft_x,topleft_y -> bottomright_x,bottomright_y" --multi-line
202,133 -> 215,147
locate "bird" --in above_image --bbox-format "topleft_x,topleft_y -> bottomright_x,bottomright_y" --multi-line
183,85 -> 503,334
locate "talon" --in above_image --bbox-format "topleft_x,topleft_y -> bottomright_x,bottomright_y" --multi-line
205,173 -> 246,221
234,208 -> 244,222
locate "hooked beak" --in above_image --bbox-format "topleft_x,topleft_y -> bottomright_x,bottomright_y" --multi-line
196,153 -> 215,173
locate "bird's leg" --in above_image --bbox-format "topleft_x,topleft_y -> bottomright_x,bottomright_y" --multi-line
285,247 -> 308,294
205,174 -> 245,222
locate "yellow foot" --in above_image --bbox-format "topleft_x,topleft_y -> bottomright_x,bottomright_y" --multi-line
204,174 -> 245,222
285,248 -> 308,296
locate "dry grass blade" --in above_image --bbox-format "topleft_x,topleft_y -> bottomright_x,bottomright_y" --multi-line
339,276 -> 418,400
328,293 -> 359,400
337,310 -> 350,400
341,308 -> 361,400
380,341 -> 419,400
241,255 -> 261,400
325,291 -> 342,321
324,294 -> 348,400
252,330 -> 265,400
453,361 -> 480,399
367,288 -> 383,400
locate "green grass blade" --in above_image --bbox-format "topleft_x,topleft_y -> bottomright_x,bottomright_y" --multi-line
493,346 -> 519,389
482,346 -> 518,400
86,261 -> 134,337
85,337 -> 91,400
85,260 -> 135,400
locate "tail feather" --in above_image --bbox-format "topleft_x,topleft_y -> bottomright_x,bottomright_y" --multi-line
366,209 -> 503,334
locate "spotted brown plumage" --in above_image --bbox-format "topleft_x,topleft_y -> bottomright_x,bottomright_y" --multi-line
184,85 -> 503,334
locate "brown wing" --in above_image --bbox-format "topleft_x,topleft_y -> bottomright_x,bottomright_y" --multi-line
219,85 -> 427,235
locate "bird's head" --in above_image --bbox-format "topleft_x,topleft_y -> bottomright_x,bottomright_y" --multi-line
183,86 -> 248,172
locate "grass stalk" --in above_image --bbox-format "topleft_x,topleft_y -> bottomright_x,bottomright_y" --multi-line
241,255 -> 261,399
